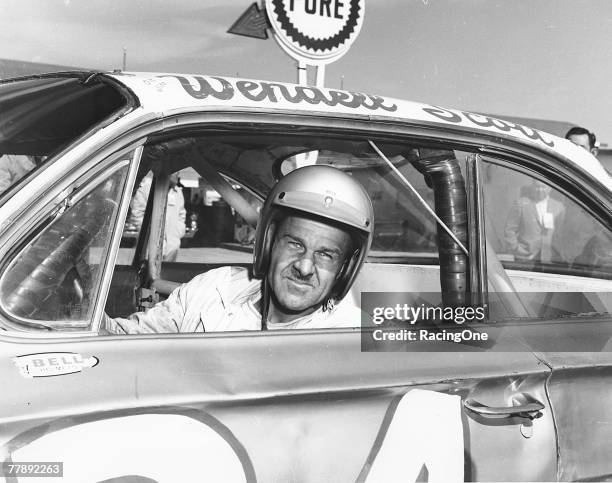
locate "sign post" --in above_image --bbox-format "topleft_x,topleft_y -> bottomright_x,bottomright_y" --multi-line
263,0 -> 364,86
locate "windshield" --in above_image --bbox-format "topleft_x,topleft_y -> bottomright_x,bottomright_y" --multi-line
0,74 -> 129,195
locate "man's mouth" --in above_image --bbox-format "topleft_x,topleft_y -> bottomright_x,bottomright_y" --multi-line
286,277 -> 313,289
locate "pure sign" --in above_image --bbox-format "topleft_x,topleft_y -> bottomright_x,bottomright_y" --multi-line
264,0 -> 365,65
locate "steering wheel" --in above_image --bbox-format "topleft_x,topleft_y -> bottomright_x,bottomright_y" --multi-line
4,196 -> 115,320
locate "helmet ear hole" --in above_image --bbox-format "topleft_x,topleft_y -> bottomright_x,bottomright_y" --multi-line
336,247 -> 356,279
261,219 -> 278,274
333,247 -> 359,298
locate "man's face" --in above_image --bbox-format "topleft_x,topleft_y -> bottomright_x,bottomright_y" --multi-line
568,134 -> 596,155
532,180 -> 551,201
268,215 -> 352,315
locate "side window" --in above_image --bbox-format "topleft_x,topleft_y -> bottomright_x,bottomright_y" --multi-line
109,167 -> 261,318
0,165 -> 128,329
482,161 -> 612,279
106,132 -> 472,332
482,160 -> 612,318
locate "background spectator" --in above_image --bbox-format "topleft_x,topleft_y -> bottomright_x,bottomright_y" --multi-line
565,126 -> 598,157
504,180 -> 565,267
127,172 -> 186,261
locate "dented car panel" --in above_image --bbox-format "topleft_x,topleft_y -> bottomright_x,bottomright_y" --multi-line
0,71 -> 610,481
1,333 -> 557,481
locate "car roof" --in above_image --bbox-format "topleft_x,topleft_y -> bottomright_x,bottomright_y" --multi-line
104,71 -> 611,191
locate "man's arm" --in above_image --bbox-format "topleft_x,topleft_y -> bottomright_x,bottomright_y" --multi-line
103,283 -> 188,334
102,268 -> 235,335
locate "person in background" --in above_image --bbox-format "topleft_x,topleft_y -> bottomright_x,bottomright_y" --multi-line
164,173 -> 187,261
565,126 -> 598,157
126,172 -> 186,262
504,179 -> 565,267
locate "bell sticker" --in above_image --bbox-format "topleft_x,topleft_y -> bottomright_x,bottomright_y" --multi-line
13,352 -> 99,378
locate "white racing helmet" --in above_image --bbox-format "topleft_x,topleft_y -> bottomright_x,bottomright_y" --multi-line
253,165 -> 374,301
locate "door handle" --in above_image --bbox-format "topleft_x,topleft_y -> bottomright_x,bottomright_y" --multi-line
463,394 -> 544,420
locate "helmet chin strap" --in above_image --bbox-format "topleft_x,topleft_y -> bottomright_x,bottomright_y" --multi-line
261,278 -> 270,331
323,298 -> 335,312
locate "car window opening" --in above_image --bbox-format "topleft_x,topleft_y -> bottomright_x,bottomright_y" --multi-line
368,140 -> 469,256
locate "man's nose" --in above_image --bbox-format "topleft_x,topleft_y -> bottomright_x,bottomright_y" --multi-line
292,255 -> 315,278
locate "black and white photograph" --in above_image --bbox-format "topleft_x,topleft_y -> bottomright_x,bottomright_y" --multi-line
0,1 -> 611,481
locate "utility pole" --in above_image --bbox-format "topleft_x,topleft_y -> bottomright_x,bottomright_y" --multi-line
122,47 -> 127,71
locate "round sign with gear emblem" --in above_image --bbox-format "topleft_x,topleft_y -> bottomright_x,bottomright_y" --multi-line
264,0 -> 365,65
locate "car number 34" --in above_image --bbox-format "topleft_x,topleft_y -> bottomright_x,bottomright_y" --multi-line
4,390 -> 462,483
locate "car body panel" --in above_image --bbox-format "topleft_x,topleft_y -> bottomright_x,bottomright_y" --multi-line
1,332 -> 557,481
108,72 -> 610,191
532,351 -> 612,481
0,71 -> 611,481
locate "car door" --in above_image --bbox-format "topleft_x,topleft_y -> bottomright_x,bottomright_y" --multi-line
476,153 -> 612,482
0,116 -> 559,482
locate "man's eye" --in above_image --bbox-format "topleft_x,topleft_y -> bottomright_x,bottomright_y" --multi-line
288,240 -> 302,249
316,251 -> 333,261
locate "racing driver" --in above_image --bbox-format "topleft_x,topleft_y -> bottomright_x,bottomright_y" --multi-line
104,165 -> 374,333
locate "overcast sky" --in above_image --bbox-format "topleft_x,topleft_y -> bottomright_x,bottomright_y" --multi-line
1,0 -> 611,142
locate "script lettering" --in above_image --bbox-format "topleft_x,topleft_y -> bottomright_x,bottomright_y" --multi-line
422,106 -> 462,123
423,105 -> 554,147
160,75 -> 234,100
163,76 -> 398,113
236,81 -> 277,102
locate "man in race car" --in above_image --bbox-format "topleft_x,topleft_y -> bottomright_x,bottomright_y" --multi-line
104,165 -> 374,333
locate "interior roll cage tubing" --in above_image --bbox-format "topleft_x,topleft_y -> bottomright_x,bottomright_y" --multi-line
369,140 -> 469,307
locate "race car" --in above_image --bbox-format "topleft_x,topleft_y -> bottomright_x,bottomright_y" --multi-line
0,71 -> 610,482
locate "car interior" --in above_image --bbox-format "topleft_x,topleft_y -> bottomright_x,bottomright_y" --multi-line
0,127 -> 611,333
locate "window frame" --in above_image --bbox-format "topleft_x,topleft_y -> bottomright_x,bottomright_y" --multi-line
473,152 -> 612,324
0,144 -> 143,336
2,107 -> 609,338
101,113 -> 612,337
99,119 -> 484,334
479,154 -> 612,273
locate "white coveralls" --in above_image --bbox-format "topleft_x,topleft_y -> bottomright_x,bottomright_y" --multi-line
104,266 -> 361,334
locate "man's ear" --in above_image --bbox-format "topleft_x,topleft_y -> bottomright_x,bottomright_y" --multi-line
591,147 -> 599,157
